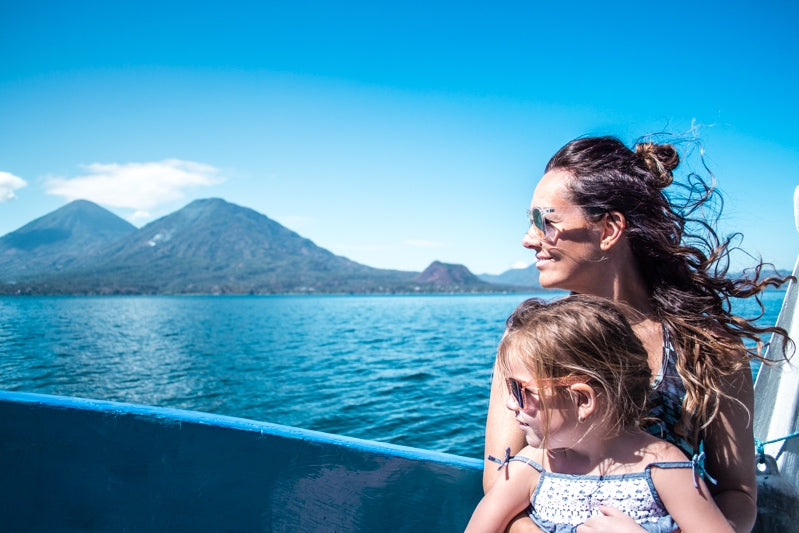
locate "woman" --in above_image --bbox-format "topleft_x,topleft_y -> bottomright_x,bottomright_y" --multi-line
483,136 -> 790,532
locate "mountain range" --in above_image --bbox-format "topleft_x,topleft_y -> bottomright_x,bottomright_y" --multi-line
0,199 -> 542,295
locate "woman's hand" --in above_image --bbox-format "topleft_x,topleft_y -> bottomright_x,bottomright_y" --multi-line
577,506 -> 646,532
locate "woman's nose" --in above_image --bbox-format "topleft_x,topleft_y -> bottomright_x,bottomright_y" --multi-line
522,226 -> 541,249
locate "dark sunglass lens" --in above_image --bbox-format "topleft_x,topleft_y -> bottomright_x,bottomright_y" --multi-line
508,379 -> 525,408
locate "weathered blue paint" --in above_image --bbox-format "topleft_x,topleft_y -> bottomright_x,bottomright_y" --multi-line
0,390 -> 483,532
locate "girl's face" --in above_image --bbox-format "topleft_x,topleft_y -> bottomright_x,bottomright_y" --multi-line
522,170 -> 606,293
505,361 -> 582,450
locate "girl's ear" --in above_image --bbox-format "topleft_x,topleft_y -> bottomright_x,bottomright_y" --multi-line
570,383 -> 597,421
599,211 -> 626,251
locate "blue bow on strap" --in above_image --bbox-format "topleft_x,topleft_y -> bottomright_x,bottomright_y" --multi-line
691,451 -> 718,488
487,447 -> 511,471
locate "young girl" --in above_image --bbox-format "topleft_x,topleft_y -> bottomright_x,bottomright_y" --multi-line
468,295 -> 733,533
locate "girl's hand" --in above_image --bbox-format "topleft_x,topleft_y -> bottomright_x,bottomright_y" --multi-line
577,506 -> 646,532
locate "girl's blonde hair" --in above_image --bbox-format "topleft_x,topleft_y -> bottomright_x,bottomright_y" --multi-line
497,294 -> 652,437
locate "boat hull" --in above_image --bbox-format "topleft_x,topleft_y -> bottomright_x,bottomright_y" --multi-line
0,391 -> 483,532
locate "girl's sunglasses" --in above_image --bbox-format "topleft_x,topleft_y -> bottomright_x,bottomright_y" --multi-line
506,376 -> 588,409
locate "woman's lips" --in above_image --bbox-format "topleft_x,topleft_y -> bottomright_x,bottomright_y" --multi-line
535,255 -> 554,267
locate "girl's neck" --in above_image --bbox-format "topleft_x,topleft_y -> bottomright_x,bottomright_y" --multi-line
545,428 -> 651,476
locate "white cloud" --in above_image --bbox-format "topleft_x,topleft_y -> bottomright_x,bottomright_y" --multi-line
45,159 -> 223,210
404,239 -> 445,248
130,210 -> 153,222
0,171 -> 27,202
511,261 -> 531,269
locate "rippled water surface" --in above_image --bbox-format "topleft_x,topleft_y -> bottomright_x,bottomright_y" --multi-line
0,290 -> 786,458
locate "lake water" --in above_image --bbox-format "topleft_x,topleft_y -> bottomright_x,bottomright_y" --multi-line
0,290 -> 787,459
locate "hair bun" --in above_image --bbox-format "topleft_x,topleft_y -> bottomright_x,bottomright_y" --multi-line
635,142 -> 679,188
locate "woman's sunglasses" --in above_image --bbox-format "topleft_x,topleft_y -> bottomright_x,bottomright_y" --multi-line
526,207 -> 556,241
526,206 -> 604,242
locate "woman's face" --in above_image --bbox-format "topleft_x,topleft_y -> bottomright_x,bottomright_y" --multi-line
523,170 -> 605,293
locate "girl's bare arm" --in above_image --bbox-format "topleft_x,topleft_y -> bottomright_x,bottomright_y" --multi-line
467,459 -> 539,533
651,462 -> 735,533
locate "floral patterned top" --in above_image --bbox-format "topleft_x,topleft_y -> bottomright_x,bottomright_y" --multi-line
511,456 -> 693,533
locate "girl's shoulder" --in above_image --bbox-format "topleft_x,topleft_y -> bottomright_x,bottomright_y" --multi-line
644,436 -> 692,463
507,446 -> 549,476
640,436 -> 699,491
517,445 -> 546,461
632,431 -> 693,469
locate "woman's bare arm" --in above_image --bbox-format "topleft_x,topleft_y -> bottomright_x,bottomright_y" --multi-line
483,360 -> 528,492
483,361 -> 539,533
703,363 -> 757,532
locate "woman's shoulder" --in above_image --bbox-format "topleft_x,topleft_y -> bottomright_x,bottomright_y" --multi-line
669,318 -> 747,356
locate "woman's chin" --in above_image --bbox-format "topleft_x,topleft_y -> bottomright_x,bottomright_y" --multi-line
536,271 -> 561,289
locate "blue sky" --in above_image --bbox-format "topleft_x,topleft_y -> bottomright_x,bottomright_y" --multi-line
2,1 -> 799,274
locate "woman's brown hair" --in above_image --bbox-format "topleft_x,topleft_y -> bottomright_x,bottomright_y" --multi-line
545,135 -> 792,445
